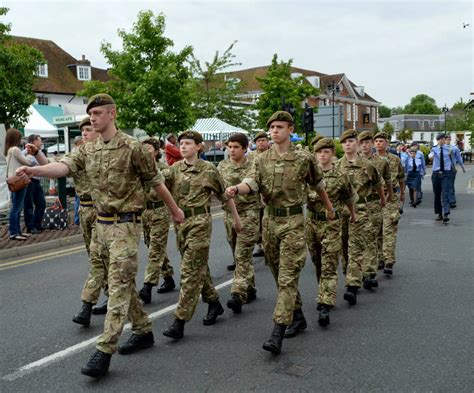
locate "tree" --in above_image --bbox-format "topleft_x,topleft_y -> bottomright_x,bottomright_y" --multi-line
190,41 -> 255,130
391,106 -> 404,115
398,128 -> 413,142
255,54 -> 319,132
382,122 -> 394,138
403,94 -> 441,114
0,7 -> 44,128
378,104 -> 391,118
80,11 -> 193,137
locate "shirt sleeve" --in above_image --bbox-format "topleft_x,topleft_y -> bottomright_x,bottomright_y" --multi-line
368,162 -> 382,189
132,142 -> 164,187
396,159 -> 405,181
60,145 -> 86,176
307,154 -> 324,191
341,173 -> 359,205
241,156 -> 260,193
207,164 -> 230,202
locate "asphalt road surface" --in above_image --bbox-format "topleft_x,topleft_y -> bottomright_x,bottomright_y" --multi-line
1,168 -> 473,392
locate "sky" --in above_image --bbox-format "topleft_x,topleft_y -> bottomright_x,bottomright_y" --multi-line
3,0 -> 473,108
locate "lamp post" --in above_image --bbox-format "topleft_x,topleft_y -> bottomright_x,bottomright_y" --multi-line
326,80 -> 341,139
442,104 -> 449,133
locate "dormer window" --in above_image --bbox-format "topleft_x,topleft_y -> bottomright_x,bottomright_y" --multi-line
77,65 -> 91,81
37,63 -> 48,78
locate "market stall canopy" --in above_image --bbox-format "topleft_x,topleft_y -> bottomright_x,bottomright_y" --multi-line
190,118 -> 248,141
23,105 -> 62,138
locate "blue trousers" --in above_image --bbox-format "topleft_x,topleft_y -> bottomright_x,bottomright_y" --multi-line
24,179 -> 46,231
447,169 -> 457,205
431,172 -> 450,216
74,194 -> 80,225
9,187 -> 27,237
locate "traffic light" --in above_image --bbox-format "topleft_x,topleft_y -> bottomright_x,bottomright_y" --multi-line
282,102 -> 295,117
302,106 -> 314,133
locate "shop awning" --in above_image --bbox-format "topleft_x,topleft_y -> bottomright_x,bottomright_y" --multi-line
190,118 -> 248,141
23,105 -> 63,138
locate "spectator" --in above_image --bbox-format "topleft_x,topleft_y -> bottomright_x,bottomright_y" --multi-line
165,133 -> 183,166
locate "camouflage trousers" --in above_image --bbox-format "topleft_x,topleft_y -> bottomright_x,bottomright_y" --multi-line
339,209 -> 350,274
174,213 -> 218,321
362,201 -> 383,278
224,209 -> 259,302
306,215 -> 341,307
378,193 -> 401,265
263,211 -> 306,326
142,207 -> 174,285
93,221 -> 151,354
344,205 -> 370,288
79,205 -> 108,304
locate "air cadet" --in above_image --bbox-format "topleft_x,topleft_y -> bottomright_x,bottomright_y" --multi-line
358,130 -> 392,289
226,111 -> 335,355
71,116 -> 109,327
218,133 -> 259,313
410,142 -> 426,205
444,134 -> 465,209
405,147 -> 425,207
162,131 -> 242,340
374,132 -> 405,276
138,138 -> 176,305
338,130 -> 386,305
17,93 -> 185,378
307,137 -> 357,326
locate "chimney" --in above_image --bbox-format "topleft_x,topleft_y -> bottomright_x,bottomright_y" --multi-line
77,55 -> 91,66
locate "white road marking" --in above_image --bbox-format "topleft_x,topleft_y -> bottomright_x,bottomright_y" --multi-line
3,277 -> 233,382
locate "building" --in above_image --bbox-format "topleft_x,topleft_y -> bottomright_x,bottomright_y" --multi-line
378,114 -> 445,144
224,66 -> 380,133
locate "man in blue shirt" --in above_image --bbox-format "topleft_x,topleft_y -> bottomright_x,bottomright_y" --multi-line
445,135 -> 465,208
429,134 -> 453,222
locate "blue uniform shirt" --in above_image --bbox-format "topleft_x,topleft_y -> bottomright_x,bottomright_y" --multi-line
430,145 -> 454,172
447,145 -> 465,171
405,156 -> 425,176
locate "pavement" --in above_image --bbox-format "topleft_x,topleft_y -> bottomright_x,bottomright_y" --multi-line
0,169 -> 473,392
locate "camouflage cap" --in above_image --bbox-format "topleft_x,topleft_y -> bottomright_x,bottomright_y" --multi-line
253,131 -> 269,142
357,130 -> 374,142
310,133 -> 324,146
373,131 -> 389,140
266,111 -> 294,128
339,129 -> 358,143
79,116 -> 91,130
178,130 -> 203,144
86,93 -> 115,114
314,137 -> 335,152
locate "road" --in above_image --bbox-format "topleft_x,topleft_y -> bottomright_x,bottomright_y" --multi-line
1,169 -> 473,392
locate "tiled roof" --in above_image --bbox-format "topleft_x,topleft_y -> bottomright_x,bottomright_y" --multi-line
11,36 -> 109,95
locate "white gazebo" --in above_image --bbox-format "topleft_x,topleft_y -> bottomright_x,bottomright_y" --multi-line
190,118 -> 248,142
23,105 -> 58,138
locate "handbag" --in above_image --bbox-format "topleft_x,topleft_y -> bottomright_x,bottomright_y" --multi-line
6,150 -> 30,192
42,198 -> 69,230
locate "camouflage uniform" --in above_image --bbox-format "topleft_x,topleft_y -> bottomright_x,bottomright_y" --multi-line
376,153 -> 405,267
248,149 -> 266,247
62,131 -> 161,354
243,144 -> 324,326
306,166 -> 357,306
218,157 -> 260,302
166,159 -> 228,321
337,155 -> 382,288
142,161 -> 174,286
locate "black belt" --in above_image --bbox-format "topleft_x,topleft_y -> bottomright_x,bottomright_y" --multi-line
146,201 -> 165,209
365,194 -> 380,203
266,205 -> 303,217
182,206 -> 210,219
307,209 -> 339,221
97,212 -> 141,225
432,171 -> 445,174
80,201 -> 94,207
79,196 -> 93,202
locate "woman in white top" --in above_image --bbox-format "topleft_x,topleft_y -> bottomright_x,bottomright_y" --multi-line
4,128 -> 47,240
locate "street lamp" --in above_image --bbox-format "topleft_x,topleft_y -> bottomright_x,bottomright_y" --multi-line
442,104 -> 449,132
326,80 -> 341,139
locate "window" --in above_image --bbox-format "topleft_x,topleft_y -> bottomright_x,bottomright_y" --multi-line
354,105 -> 358,121
420,133 -> 424,141
37,63 -> 48,78
37,96 -> 49,106
77,65 -> 91,81
346,103 -> 351,121
371,107 -> 376,123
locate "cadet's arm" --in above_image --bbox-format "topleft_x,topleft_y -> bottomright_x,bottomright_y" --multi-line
346,203 -> 356,223
225,198 -> 242,232
378,186 -> 387,208
16,162 -> 70,179
153,183 -> 184,224
226,183 -> 252,197
315,186 -> 335,219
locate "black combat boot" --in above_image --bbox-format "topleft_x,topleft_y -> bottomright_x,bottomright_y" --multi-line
384,264 -> 393,276
163,318 -> 185,339
226,263 -> 236,271
378,260 -> 385,270
253,245 -> 265,257
92,298 -> 108,315
246,288 -> 257,303
139,283 -> 153,304
343,286 -> 358,305
262,323 -> 286,354
318,304 -> 330,327
157,277 -> 176,293
284,309 -> 307,338
203,300 -> 224,325
363,276 -> 378,290
81,350 -> 111,378
369,274 -> 379,288
227,294 -> 243,314
117,332 -> 154,355
73,302 -> 93,327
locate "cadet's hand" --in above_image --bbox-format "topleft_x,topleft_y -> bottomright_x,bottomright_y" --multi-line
233,216 -> 243,233
225,186 -> 237,198
380,195 -> 387,208
399,192 -> 405,203
350,213 -> 357,224
16,166 -> 34,180
171,207 -> 185,225
326,209 -> 336,221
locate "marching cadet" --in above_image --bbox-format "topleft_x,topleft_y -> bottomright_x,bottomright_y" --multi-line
226,111 -> 334,355
71,116 -> 109,326
138,138 -> 176,304
162,131 -> 242,340
338,130 -> 386,306
357,130 -> 392,289
405,147 -> 425,207
218,133 -> 259,313
410,142 -> 426,205
17,94 -> 185,378
306,137 -> 357,326
444,134 -> 465,209
374,132 -> 405,276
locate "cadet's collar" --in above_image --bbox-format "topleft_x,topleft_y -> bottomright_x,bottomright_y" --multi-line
179,159 -> 203,172
268,144 -> 297,161
98,130 -> 124,149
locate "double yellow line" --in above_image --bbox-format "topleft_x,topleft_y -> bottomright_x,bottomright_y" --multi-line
0,211 -> 225,272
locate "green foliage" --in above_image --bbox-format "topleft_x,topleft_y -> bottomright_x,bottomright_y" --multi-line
378,104 -> 391,118
255,54 -> 319,132
382,122 -> 395,137
403,94 -> 441,114
419,144 -> 430,161
398,128 -> 413,142
0,7 -> 44,127
80,11 -> 193,137
190,41 -> 255,130
334,139 -> 344,158
391,106 -> 404,115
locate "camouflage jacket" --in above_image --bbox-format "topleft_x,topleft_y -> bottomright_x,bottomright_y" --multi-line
218,157 -> 260,212
376,152 -> 405,190
145,161 -> 169,203
61,131 -> 163,214
166,159 -> 228,209
366,154 -> 392,195
242,144 -> 324,208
